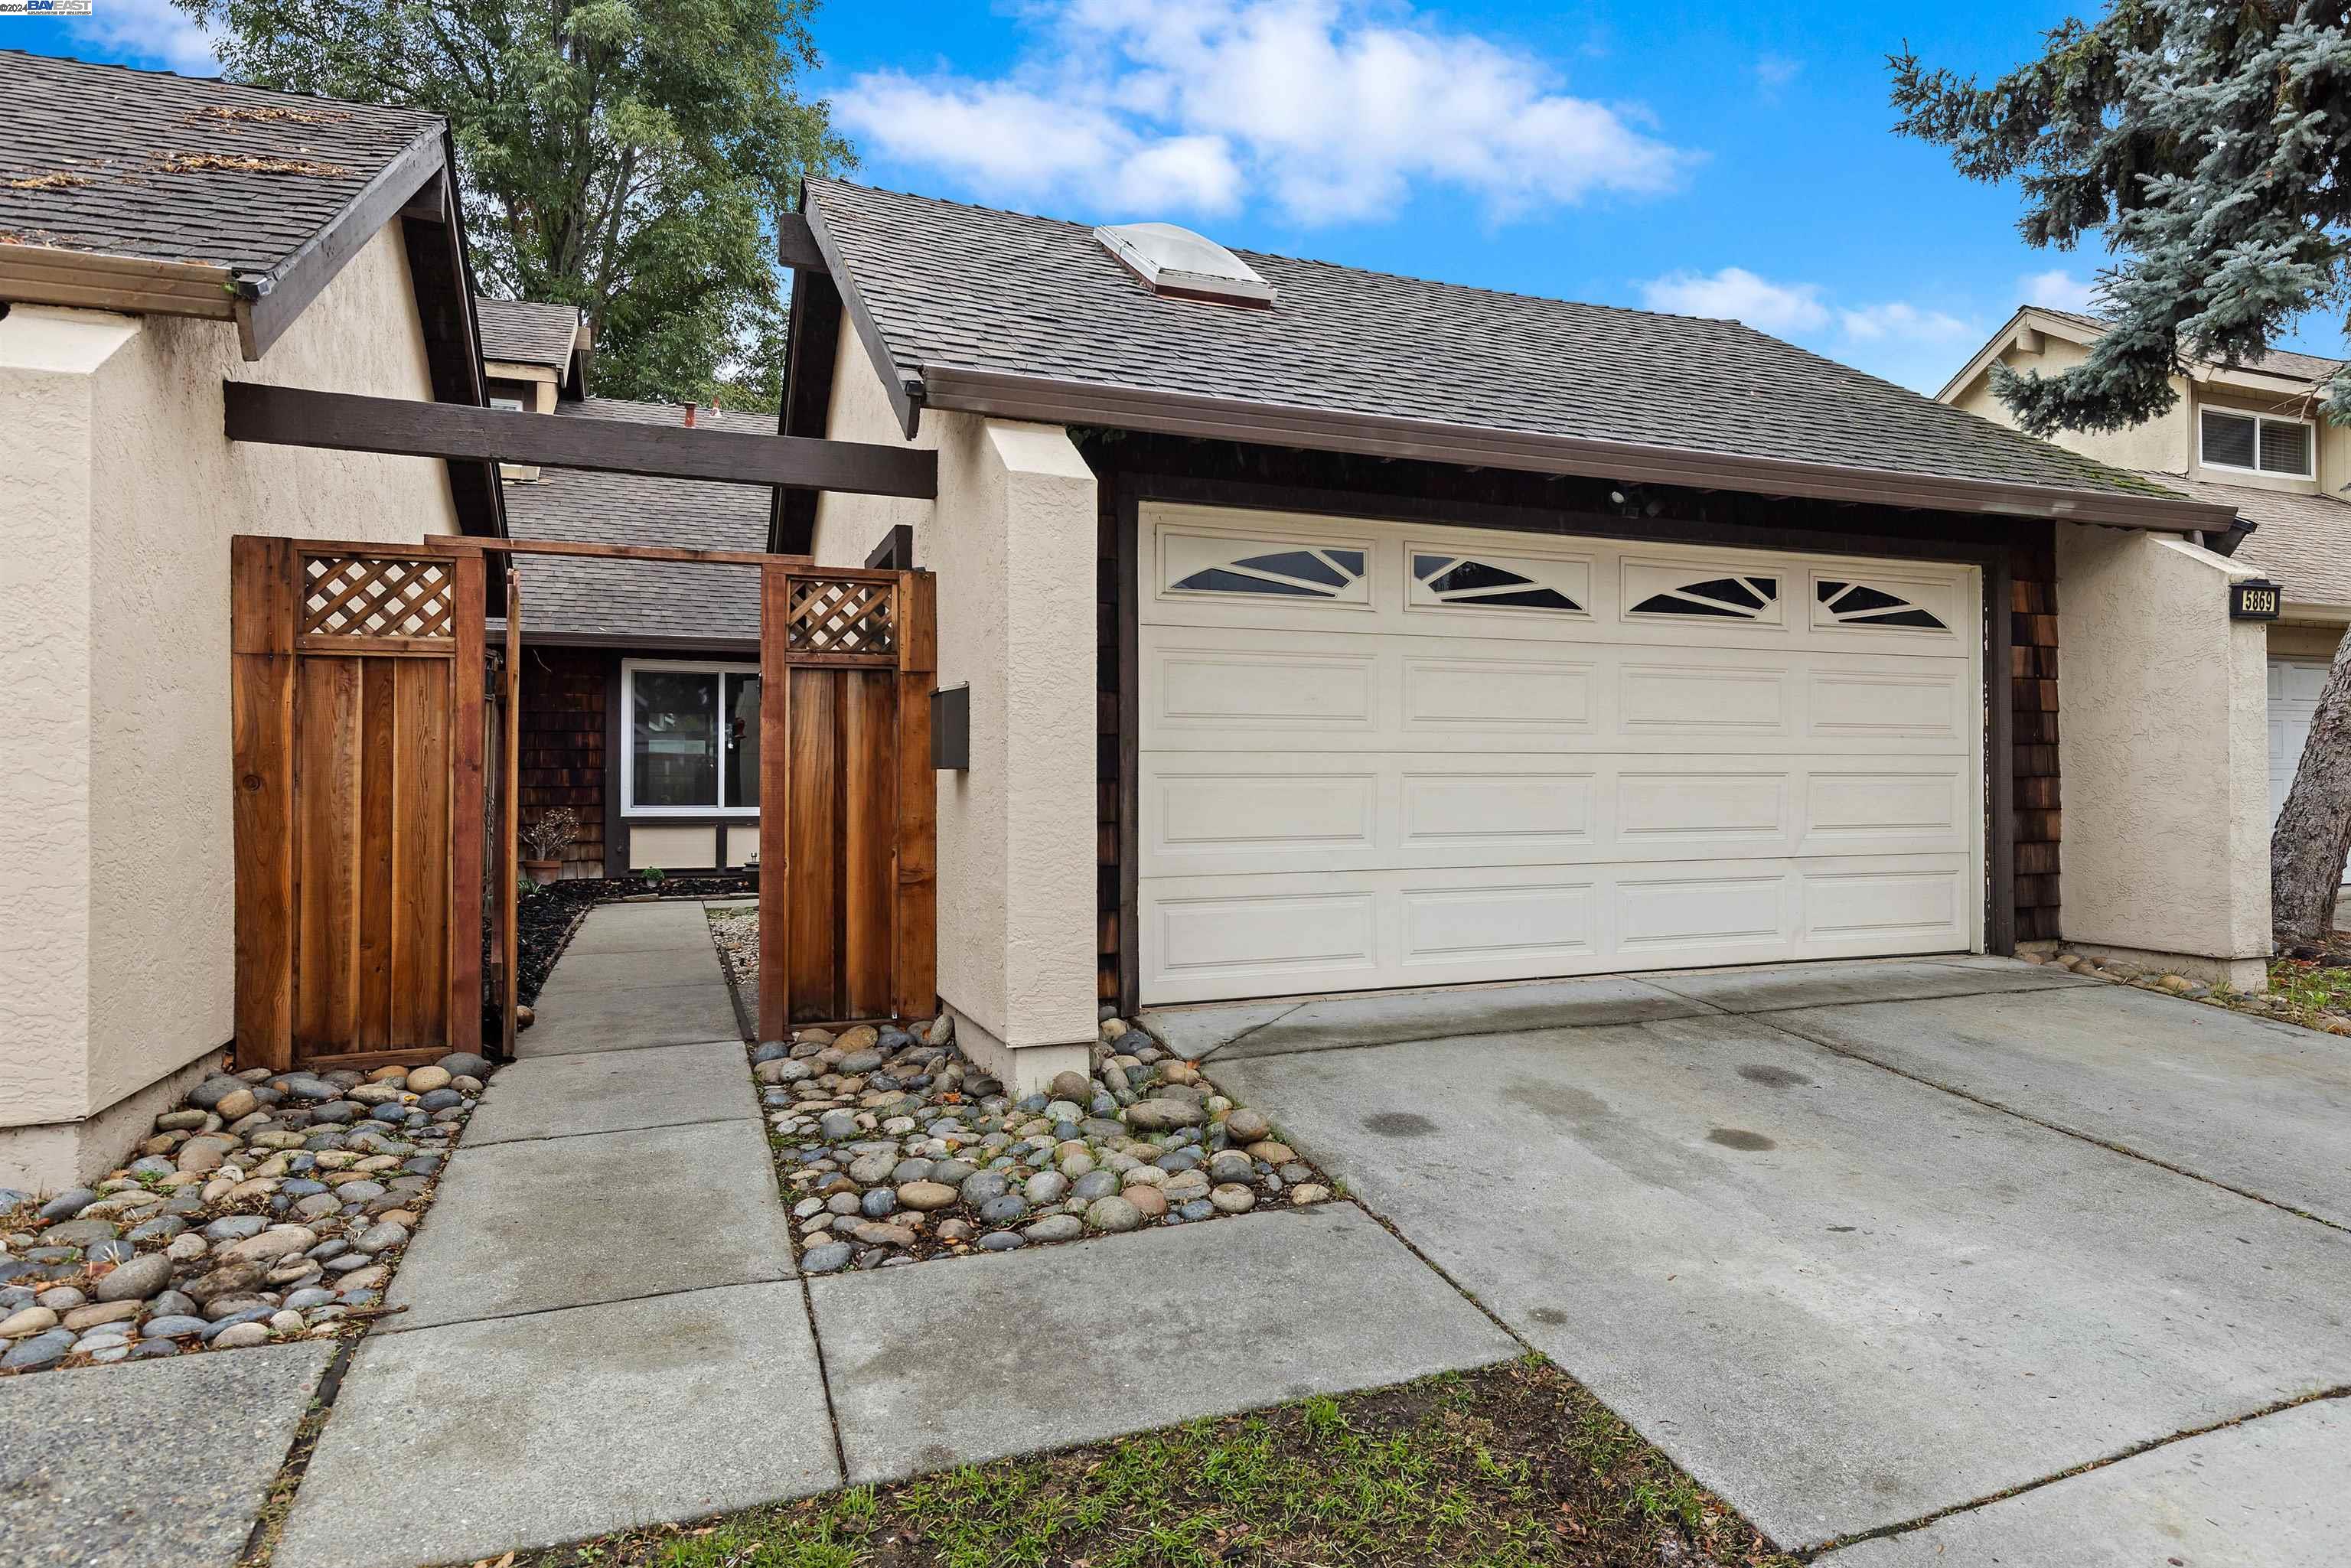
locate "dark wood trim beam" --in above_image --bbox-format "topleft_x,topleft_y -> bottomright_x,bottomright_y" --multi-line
773,272 -> 846,554
399,170 -> 449,222
236,128 -> 448,362
864,524 -> 915,570
776,212 -> 829,272
225,382 -> 939,497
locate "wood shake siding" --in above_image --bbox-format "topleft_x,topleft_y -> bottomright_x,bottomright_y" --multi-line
519,645 -> 607,876
2010,532 -> 2061,942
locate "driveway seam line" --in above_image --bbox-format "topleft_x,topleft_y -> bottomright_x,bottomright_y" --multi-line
1750,1011 -> 2351,1237
1191,1000 -> 1312,1058
1798,1384 -> 2351,1560
238,1332 -> 364,1566
740,1042 -> 854,1487
461,1112 -> 756,1150
514,1035 -> 746,1060
370,1273 -> 797,1337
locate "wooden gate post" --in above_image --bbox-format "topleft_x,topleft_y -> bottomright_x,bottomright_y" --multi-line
230,536 -> 298,1071
757,560 -> 792,1042
893,570 -> 937,1020
448,550 -> 486,1053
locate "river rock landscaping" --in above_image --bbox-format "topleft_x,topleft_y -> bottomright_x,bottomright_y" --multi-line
760,1015 -> 1335,1272
2023,944 -> 2351,1034
0,1051 -> 497,1377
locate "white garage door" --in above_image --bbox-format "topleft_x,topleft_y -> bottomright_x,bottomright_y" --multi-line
1137,504 -> 1985,1005
2268,657 -> 2350,885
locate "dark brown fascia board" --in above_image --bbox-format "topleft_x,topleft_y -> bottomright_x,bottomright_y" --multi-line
224,382 -> 939,497
233,126 -> 448,360
802,191 -> 922,439
920,363 -> 2242,534
0,243 -> 236,318
483,627 -> 761,655
775,211 -> 829,273
402,137 -> 505,538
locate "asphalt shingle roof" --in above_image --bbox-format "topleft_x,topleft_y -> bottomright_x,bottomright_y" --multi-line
2135,471 -> 2351,609
0,51 -> 440,278
504,398 -> 769,644
2036,306 -> 2348,385
807,178 -> 2178,505
477,296 -> 581,370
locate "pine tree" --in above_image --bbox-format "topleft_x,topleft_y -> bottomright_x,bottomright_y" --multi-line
1893,2 -> 2351,947
177,0 -> 849,409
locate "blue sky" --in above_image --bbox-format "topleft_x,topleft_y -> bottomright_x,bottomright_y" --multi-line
16,0 -> 2344,392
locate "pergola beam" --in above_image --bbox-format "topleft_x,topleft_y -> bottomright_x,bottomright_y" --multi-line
223,382 -> 937,498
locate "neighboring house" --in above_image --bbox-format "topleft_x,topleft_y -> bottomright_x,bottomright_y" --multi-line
0,53 -> 500,1188
1942,306 -> 2351,852
473,297 -> 772,877
787,180 -> 2267,1094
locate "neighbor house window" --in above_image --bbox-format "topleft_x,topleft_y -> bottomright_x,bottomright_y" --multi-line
489,395 -> 527,412
623,661 -> 761,816
2201,408 -> 2314,478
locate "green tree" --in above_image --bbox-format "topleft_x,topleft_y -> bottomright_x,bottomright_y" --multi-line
1892,2 -> 2351,947
178,0 -> 849,408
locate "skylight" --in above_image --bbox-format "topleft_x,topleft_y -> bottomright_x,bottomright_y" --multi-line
1094,222 -> 1276,308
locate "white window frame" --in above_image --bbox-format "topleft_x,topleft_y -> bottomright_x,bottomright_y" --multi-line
489,394 -> 527,412
2199,406 -> 2315,479
620,659 -> 762,819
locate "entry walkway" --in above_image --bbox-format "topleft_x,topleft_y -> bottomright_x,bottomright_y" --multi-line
272,899 -> 1505,1568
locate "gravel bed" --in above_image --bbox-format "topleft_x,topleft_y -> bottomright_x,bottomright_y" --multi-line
2024,946 -> 2351,1031
0,1051 -> 498,1376
760,1015 -> 1334,1272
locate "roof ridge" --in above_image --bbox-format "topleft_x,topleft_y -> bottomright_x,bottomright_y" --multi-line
0,47 -> 443,122
808,174 -> 1756,331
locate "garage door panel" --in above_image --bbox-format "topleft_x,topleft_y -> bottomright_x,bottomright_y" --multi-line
1403,655 -> 1595,732
1799,862 -> 1968,947
1138,506 -> 1984,1003
1400,769 -> 1595,851
1155,646 -> 1378,732
1807,668 -> 1966,739
1156,769 -> 1378,858
1400,879 -> 1599,969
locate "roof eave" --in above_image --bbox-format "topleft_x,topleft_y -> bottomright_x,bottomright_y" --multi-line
0,243 -> 236,319
918,363 -> 2239,533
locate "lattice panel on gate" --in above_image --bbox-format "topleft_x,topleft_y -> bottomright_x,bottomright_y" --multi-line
301,553 -> 457,638
784,575 -> 897,659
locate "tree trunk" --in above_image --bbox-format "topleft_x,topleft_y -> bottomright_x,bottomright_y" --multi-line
2271,621 -> 2351,950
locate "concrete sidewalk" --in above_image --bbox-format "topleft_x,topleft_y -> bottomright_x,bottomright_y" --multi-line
274,900 -> 830,1568
273,900 -> 1513,1568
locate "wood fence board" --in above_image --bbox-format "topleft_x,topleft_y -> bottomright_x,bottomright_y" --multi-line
356,658 -> 398,1050
400,657 -> 452,1047
893,665 -> 936,1020
501,581 -> 522,1055
841,670 -> 895,1020
230,539 -> 298,1070
448,552 -> 486,1052
294,657 -> 363,1050
787,667 -> 841,1022
757,565 -> 791,1041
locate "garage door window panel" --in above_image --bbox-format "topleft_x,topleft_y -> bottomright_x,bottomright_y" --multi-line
1163,530 -> 1371,604
1812,577 -> 1952,634
1622,560 -> 1786,624
1409,549 -> 1588,614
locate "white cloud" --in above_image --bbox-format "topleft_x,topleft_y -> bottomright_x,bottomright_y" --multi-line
1639,266 -> 1985,393
1838,301 -> 1972,344
1639,267 -> 1828,332
57,0 -> 220,73
1755,54 -> 1802,99
2020,267 -> 2100,313
834,0 -> 1691,224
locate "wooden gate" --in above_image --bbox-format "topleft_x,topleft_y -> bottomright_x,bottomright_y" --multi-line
231,536 -> 484,1070
758,565 -> 936,1035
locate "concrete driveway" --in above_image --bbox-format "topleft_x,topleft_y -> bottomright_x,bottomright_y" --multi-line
1185,957 -> 2351,1561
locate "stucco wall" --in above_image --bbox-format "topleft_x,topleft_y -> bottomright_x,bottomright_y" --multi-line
0,219 -> 458,1185
814,331 -> 1099,1087
1952,337 -> 2191,475
2055,526 -> 2271,979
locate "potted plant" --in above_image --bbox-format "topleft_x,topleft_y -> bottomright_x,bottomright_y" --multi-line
521,808 -> 577,885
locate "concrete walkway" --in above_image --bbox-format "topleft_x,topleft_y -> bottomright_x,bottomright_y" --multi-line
272,899 -> 1511,1568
